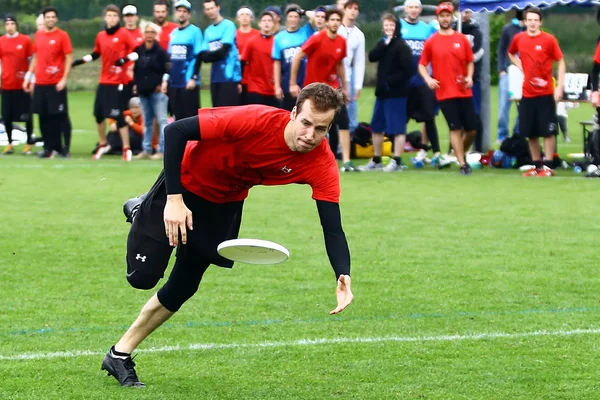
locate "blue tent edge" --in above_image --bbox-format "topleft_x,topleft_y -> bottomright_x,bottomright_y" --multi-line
458,0 -> 600,13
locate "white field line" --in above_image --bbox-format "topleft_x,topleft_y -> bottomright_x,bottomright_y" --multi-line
2,327 -> 600,361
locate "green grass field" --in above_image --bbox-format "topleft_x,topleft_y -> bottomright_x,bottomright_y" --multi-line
1,89 -> 600,399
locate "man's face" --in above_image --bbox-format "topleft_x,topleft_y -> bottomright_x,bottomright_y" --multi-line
383,19 -> 395,38
237,12 -> 252,26
105,11 -> 120,28
259,15 -> 274,34
286,12 -> 300,31
4,21 -> 17,35
405,5 -> 422,21
327,14 -> 342,34
336,0 -> 347,10
204,1 -> 220,20
44,12 -> 58,30
345,4 -> 359,20
315,11 -> 326,29
144,28 -> 157,43
130,104 -> 141,118
176,7 -> 190,24
525,12 -> 541,32
462,10 -> 472,23
124,14 -> 138,28
437,11 -> 453,29
290,100 -> 334,153
153,5 -> 168,25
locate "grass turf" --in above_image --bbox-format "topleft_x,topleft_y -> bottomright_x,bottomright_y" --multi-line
0,90 -> 599,399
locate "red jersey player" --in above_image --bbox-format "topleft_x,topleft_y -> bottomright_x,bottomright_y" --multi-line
0,15 -> 34,155
122,5 -> 144,105
241,11 -> 277,107
153,0 -> 178,51
236,5 -> 260,105
100,83 -> 354,388
508,7 -> 565,177
71,5 -> 139,161
23,6 -> 73,159
419,2 -> 476,175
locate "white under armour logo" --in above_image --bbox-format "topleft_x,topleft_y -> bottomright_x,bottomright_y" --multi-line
281,166 -> 292,173
136,254 -> 147,262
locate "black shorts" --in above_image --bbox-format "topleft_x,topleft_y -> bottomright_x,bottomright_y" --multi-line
94,84 -> 123,121
210,82 -> 240,107
439,97 -> 477,132
126,171 -> 244,281
32,84 -> 68,115
407,84 -> 437,122
334,104 -> 350,130
247,92 -> 280,108
518,95 -> 558,139
168,87 -> 199,120
2,89 -> 31,122
121,81 -> 135,110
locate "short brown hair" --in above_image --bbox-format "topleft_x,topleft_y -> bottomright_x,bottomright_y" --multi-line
295,83 -> 345,115
382,12 -> 396,24
104,4 -> 121,16
344,0 -> 360,9
326,9 -> 344,21
524,7 -> 542,21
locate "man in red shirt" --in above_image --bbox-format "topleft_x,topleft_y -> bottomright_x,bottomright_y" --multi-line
100,83 -> 354,387
0,15 -> 34,155
236,6 -> 260,105
241,11 -> 277,107
71,4 -> 139,161
122,5 -> 144,109
154,0 -> 178,51
508,7 -> 565,177
290,9 -> 353,171
419,2 -> 476,175
23,6 -> 73,159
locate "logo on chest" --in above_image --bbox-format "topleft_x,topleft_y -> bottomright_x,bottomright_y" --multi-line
281,166 -> 292,174
453,42 -> 461,48
535,45 -> 542,51
16,44 -> 23,50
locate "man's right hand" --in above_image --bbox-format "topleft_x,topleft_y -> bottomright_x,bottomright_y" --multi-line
275,86 -> 284,100
289,84 -> 300,98
426,77 -> 440,90
499,71 -> 507,77
23,80 -> 32,93
164,194 -> 194,247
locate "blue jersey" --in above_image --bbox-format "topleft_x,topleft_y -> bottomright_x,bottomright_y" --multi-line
202,19 -> 242,83
400,20 -> 437,87
168,24 -> 203,88
272,24 -> 313,93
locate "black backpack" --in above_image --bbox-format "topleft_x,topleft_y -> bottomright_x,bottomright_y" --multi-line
586,128 -> 600,166
500,135 -> 532,167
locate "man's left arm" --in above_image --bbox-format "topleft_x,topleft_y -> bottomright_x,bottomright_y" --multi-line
316,200 -> 353,315
472,28 -> 484,63
337,60 -> 349,102
353,32 -> 366,100
554,40 -> 566,102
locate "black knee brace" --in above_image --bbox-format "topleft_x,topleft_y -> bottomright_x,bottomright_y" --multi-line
157,258 -> 210,312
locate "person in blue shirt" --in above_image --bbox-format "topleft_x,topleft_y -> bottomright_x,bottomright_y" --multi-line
199,0 -> 242,107
272,4 -> 315,111
400,0 -> 441,164
168,0 -> 203,120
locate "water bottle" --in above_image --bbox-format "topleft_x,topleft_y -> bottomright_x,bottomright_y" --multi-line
410,157 -> 424,168
574,166 -> 582,174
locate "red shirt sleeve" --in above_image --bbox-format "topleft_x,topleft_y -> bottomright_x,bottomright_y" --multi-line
61,31 -> 73,54
308,154 -> 341,203
26,37 -> 33,58
419,37 -> 432,66
198,107 -> 257,141
594,42 -> 600,64
340,37 -> 347,59
301,34 -> 319,56
93,33 -> 101,55
508,33 -> 519,55
551,36 -> 563,61
240,40 -> 251,63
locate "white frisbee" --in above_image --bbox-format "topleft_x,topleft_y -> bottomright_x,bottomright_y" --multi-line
217,239 -> 290,265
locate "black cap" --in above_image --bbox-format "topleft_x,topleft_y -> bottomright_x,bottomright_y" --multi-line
4,14 -> 17,24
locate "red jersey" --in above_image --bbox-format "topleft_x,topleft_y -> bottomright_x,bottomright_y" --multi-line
508,31 -> 563,98
0,34 -> 33,90
241,34 -> 275,96
236,29 -> 260,85
419,32 -> 474,101
157,22 -> 178,51
123,28 -> 144,84
594,41 -> 600,64
93,28 -> 137,85
181,106 -> 340,204
33,28 -> 73,85
301,30 -> 346,88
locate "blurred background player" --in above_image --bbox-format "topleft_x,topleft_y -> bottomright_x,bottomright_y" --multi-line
154,0 -> 178,51
122,5 -> 143,106
401,0 -> 441,164
360,13 -> 412,172
133,21 -> 170,159
72,4 -> 138,161
339,0 -> 365,135
272,4 -> 315,111
0,15 -> 35,155
200,0 -> 242,107
23,6 -> 73,159
236,6 -> 260,105
241,11 -> 278,107
419,2 -> 476,175
167,0 -> 202,120
265,5 -> 283,32
106,97 -> 144,154
313,6 -> 327,33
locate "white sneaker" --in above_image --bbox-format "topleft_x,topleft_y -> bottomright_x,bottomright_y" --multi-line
358,159 -> 383,171
122,148 -> 132,162
93,143 -> 111,160
416,149 -> 427,161
382,159 -> 404,172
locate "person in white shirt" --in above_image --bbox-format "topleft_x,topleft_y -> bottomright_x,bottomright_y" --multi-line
338,0 -> 365,133
556,101 -> 576,143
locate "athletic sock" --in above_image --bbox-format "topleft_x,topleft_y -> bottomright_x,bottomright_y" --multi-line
533,160 -> 543,169
393,156 -> 402,165
110,345 -> 131,359
372,156 -> 381,164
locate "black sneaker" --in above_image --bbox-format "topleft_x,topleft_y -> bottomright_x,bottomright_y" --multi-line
123,194 -> 148,223
460,164 -> 472,175
101,351 -> 145,387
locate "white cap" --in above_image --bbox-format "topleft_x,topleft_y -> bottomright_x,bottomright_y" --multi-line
123,5 -> 137,15
404,0 -> 422,6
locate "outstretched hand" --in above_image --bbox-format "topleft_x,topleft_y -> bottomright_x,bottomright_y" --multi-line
330,275 -> 353,315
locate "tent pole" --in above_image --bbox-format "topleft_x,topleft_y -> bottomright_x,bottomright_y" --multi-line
474,10 -> 491,151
